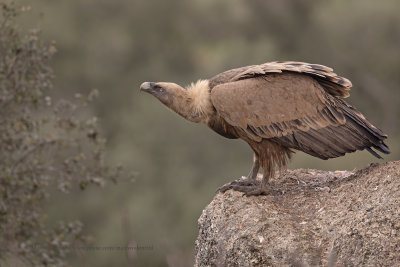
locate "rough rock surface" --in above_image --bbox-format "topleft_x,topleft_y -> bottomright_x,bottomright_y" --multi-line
195,161 -> 400,266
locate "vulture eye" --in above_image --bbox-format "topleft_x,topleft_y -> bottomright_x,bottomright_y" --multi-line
154,85 -> 165,92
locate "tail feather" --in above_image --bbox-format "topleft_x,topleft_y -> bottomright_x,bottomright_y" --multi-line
373,143 -> 390,154
338,103 -> 390,159
366,147 -> 383,159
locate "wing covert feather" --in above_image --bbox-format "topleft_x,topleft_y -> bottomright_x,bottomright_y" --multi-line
210,73 -> 346,141
209,61 -> 352,98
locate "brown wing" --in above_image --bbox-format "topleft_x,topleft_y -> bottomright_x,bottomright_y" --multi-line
210,72 -> 389,159
209,61 -> 352,98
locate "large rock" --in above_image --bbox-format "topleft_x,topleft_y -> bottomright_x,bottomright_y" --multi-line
195,161 -> 400,266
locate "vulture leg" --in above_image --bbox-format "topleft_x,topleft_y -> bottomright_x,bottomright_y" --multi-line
247,153 -> 260,180
217,154 -> 260,193
218,140 -> 290,196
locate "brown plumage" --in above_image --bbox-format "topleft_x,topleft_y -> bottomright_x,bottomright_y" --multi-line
140,61 -> 390,196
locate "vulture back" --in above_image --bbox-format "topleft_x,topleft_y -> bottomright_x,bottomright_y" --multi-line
209,61 -> 352,98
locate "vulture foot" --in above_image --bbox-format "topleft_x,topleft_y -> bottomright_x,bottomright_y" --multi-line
217,177 -> 265,195
235,184 -> 271,196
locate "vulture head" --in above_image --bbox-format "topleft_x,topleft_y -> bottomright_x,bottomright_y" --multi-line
140,80 -> 213,123
140,81 -> 186,107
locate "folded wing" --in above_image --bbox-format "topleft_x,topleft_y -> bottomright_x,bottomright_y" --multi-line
210,65 -> 389,159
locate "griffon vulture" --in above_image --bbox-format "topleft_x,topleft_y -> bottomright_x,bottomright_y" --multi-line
140,61 -> 390,196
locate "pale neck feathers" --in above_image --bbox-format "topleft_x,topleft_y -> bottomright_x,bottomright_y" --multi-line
185,79 -> 213,122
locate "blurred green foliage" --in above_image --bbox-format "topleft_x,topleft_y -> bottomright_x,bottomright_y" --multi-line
6,0 -> 400,266
0,3 -> 124,266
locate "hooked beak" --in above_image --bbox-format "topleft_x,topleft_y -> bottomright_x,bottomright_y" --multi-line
140,82 -> 155,92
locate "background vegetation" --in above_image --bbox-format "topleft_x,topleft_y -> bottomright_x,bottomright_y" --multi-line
2,0 -> 399,266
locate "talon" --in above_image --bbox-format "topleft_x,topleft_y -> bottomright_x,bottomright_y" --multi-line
242,188 -> 269,196
217,179 -> 271,196
216,184 -> 232,193
217,178 -> 258,193
231,185 -> 269,196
